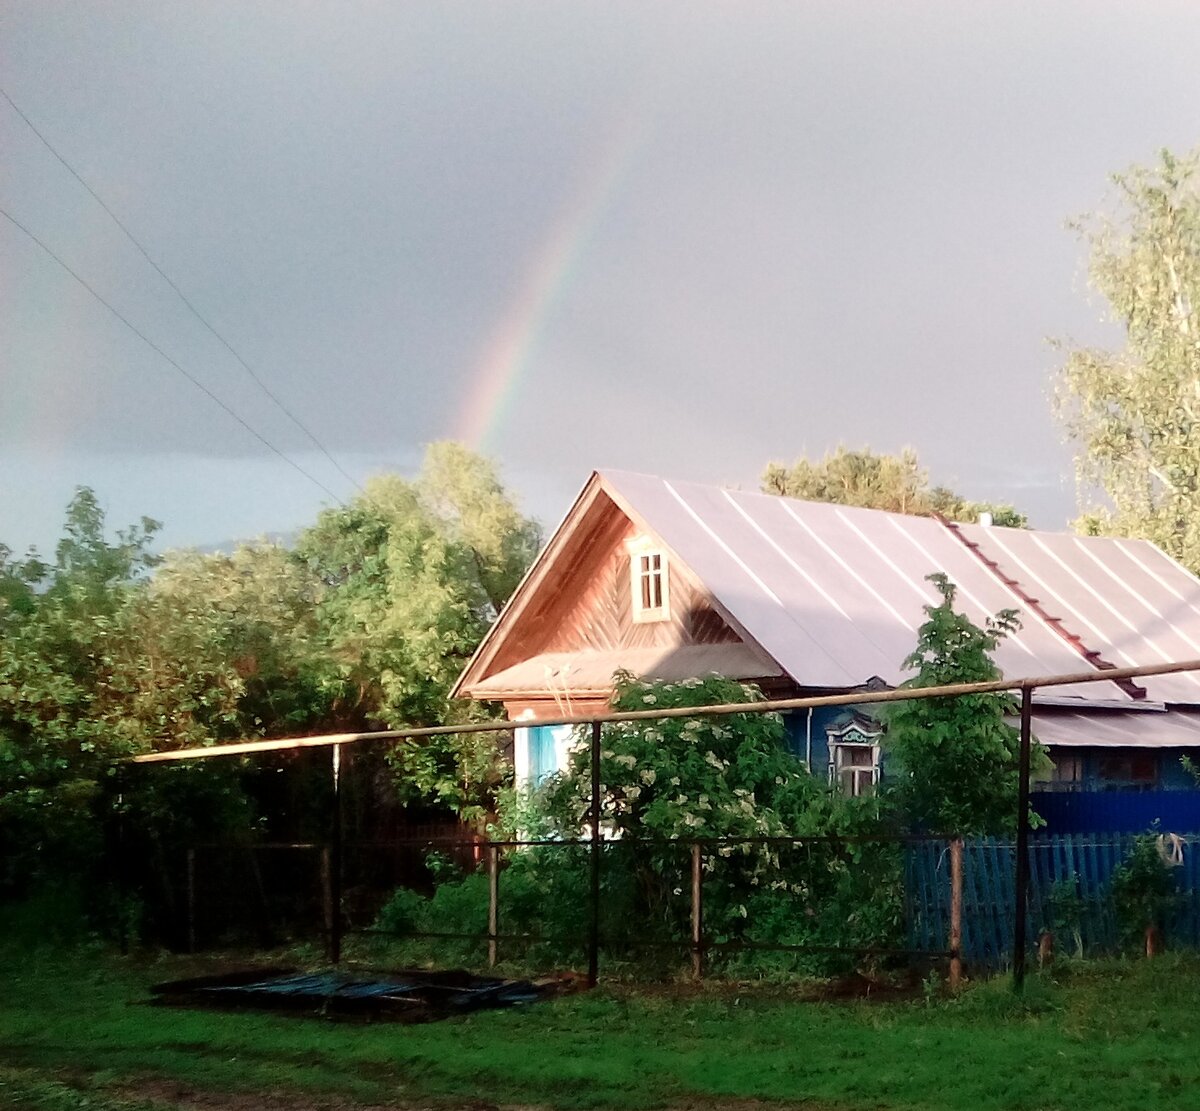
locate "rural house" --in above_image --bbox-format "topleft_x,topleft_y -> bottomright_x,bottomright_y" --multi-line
452,471 -> 1200,830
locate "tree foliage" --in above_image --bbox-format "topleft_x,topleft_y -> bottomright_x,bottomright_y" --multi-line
761,446 -> 1026,526
1055,147 -> 1200,569
0,443 -> 540,893
0,490 -> 161,885
883,573 -> 1045,835
523,673 -> 901,963
295,445 -> 541,819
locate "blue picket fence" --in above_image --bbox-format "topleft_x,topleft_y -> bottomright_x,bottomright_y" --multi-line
906,832 -> 1200,967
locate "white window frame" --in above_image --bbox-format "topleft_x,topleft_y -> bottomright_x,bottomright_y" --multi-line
630,548 -> 670,623
829,742 -> 881,797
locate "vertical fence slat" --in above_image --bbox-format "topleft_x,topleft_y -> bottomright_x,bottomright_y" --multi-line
186,847 -> 196,954
587,720 -> 602,988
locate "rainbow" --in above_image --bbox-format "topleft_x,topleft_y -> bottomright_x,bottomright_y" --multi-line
452,103 -> 653,450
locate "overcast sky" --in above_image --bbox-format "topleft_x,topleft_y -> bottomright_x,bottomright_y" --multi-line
3,2 -> 1199,555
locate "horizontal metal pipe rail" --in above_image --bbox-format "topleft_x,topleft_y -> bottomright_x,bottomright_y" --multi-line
124,656 -> 1200,764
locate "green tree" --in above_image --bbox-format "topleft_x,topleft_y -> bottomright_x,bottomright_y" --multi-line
761,446 -> 1026,526
1055,147 -> 1200,569
295,443 -> 540,819
884,573 -> 1045,834
119,542 -> 327,748
0,489 -> 160,886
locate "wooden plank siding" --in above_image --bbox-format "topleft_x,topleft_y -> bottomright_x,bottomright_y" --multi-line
489,493 -> 741,674
456,482 -> 790,717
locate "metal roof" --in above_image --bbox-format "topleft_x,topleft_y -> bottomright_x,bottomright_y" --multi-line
961,524 -> 1200,704
600,471 -> 1195,702
1023,709 -> 1200,748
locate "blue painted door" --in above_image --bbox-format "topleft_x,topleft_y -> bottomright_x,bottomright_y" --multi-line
528,725 -> 558,786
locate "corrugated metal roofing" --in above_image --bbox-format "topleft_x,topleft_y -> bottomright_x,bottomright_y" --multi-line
602,471 -> 1128,700
961,525 -> 1200,704
1024,710 -> 1200,748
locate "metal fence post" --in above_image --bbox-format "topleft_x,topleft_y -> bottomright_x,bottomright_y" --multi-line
691,842 -> 704,980
330,743 -> 343,965
949,837 -> 962,989
1012,685 -> 1033,991
587,719 -> 602,988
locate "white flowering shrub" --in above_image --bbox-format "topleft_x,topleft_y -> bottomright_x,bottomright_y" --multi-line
383,673 -> 906,976
533,672 -> 903,970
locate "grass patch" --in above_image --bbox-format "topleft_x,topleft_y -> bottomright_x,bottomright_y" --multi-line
2,942 -> 1200,1110
0,1065 -> 166,1110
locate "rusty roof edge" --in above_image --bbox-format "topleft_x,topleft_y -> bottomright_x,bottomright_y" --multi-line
934,514 -> 1147,700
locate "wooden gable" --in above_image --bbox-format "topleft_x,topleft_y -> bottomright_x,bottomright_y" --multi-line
454,474 -> 782,704
488,491 -> 739,674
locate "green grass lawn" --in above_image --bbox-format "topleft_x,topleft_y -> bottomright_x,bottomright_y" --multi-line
3,942 -> 1200,1111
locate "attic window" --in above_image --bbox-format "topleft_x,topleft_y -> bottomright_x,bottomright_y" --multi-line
631,551 -> 669,623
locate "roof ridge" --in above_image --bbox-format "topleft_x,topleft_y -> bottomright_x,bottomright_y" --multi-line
934,514 -> 1147,700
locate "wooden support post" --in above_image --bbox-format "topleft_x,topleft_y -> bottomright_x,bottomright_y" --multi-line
691,842 -> 704,980
1012,685 -> 1033,992
186,848 -> 197,954
949,837 -> 963,990
587,719 -> 602,988
320,846 -> 333,956
330,743 -> 344,965
488,842 -> 500,968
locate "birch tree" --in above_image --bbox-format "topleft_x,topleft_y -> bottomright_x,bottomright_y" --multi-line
1055,147 -> 1200,568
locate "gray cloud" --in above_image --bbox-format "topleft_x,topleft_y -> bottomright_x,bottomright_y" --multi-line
3,1 -> 1198,553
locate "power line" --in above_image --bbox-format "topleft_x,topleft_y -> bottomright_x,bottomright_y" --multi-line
0,204 -> 346,506
1,85 -> 365,496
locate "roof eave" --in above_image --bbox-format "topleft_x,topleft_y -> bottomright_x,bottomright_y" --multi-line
451,471 -> 606,700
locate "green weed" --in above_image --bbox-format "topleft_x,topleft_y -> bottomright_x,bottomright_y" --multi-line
3,940 -> 1200,1110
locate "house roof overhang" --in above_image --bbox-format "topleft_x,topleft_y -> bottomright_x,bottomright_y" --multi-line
1017,707 -> 1200,748
459,644 -> 785,702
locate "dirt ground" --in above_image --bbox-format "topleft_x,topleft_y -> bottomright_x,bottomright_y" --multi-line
117,1079 -> 830,1111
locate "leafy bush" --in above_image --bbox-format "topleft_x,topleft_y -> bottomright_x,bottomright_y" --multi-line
1111,834 -> 1183,953
376,674 -> 905,977
1043,876 -> 1085,958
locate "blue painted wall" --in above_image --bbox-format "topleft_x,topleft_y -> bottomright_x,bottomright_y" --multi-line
527,725 -> 558,786
1032,789 -> 1200,834
782,709 -> 1200,824
784,704 -> 884,784
1063,747 -> 1200,790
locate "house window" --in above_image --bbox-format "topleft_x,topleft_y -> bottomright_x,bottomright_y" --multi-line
1097,753 -> 1158,792
830,742 -> 879,797
1045,752 -> 1084,792
824,711 -> 884,797
631,550 -> 669,623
